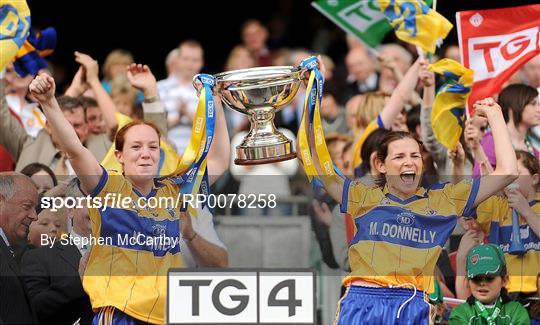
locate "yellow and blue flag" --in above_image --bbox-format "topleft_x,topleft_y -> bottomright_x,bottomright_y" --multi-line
378,0 -> 453,53
14,26 -> 56,76
429,59 -> 474,150
0,0 -> 30,70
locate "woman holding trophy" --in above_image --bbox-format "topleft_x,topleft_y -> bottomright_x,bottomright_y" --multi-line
28,66 -> 229,324
297,57 -> 518,324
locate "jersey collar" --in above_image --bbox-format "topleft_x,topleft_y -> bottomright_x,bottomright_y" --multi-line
382,185 -> 427,204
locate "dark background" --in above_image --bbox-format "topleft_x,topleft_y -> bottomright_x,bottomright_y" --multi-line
27,0 -> 539,85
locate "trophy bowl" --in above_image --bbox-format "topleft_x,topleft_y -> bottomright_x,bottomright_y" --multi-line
213,66 -> 304,165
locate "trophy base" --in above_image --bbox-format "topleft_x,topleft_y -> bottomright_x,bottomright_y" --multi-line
235,142 -> 297,165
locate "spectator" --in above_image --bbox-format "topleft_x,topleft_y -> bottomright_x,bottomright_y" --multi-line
165,48 -> 179,77
471,151 -> 540,301
343,47 -> 378,103
80,96 -> 107,135
26,207 -> 65,248
65,51 -> 121,138
241,19 -> 273,66
522,54 -> 540,89
0,172 -> 38,324
320,81 -> 348,135
157,40 -> 204,153
441,43 -> 460,63
473,84 -> 539,176
449,244 -> 530,325
20,162 -> 58,196
100,49 -> 133,93
0,82 -> 112,173
110,74 -> 138,117
4,62 -> 46,137
22,190 -> 93,324
377,44 -> 413,95
223,45 -> 256,134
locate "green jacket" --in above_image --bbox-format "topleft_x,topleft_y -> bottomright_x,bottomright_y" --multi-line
449,295 -> 530,325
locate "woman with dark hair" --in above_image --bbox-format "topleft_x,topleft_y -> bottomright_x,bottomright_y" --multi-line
20,162 -> 58,196
473,84 -> 540,176
29,69 -> 230,324
308,95 -> 518,323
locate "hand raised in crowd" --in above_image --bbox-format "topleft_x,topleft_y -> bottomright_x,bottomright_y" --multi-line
448,142 -> 465,166
457,228 -> 484,260
74,51 -> 100,84
65,66 -> 89,97
505,185 -> 531,216
418,61 -> 435,88
473,97 -> 501,120
126,63 -> 158,98
179,211 -> 197,243
29,73 -> 56,104
464,118 -> 484,150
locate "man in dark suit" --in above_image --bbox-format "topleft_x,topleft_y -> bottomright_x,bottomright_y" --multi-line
21,231 -> 93,324
342,46 -> 379,105
0,172 -> 38,324
21,180 -> 93,324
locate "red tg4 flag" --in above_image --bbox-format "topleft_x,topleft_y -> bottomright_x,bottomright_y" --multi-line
457,4 -> 540,114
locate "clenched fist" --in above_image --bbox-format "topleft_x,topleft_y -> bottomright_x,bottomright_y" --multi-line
29,73 -> 56,105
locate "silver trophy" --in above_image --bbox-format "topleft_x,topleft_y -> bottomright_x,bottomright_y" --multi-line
195,66 -> 304,165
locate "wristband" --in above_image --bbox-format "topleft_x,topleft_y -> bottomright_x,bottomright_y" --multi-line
143,96 -> 159,103
185,232 -> 198,243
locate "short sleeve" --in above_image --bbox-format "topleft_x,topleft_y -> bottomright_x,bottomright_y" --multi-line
474,195 -> 509,232
442,178 -> 480,217
340,178 -> 373,217
192,207 -> 226,250
79,166 -> 126,198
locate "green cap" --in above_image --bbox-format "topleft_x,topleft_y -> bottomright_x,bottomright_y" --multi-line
466,244 -> 506,279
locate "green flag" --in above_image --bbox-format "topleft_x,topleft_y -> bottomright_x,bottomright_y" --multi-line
312,0 -> 432,49
312,0 -> 391,48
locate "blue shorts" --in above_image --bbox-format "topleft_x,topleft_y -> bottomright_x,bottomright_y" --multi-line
335,285 -> 431,325
92,306 -> 150,325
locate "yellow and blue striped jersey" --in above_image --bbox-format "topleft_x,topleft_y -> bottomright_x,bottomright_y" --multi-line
475,196 -> 540,294
82,167 -> 184,324
341,178 -> 479,293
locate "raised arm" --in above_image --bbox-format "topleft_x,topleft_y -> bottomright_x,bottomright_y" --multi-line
29,74 -> 102,194
379,58 -> 422,128
506,187 -> 540,238
207,95 -> 230,185
473,99 -> 518,207
419,62 -> 449,166
464,117 -> 493,175
74,51 -> 119,138
125,63 -> 169,137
